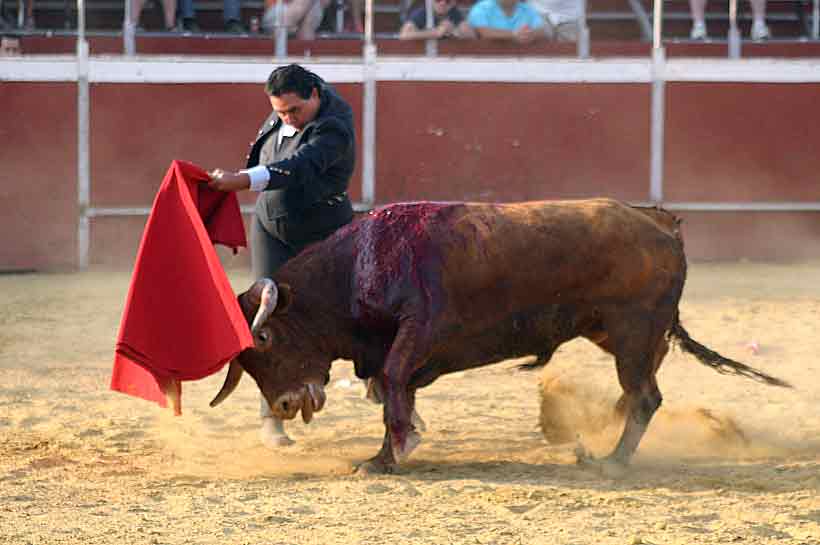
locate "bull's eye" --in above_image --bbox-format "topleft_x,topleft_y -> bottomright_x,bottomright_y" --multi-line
257,331 -> 270,343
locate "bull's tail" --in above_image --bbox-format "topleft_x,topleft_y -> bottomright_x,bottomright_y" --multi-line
668,315 -> 791,388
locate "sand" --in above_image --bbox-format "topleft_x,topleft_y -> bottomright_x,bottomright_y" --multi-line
1,260 -> 819,544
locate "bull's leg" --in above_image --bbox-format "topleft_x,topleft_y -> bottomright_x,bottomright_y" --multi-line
356,387 -> 421,474
366,377 -> 426,431
383,322 -> 430,465
603,318 -> 670,466
356,428 -> 398,474
590,335 -> 630,421
359,321 -> 430,472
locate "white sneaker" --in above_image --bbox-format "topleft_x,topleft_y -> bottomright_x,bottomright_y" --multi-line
259,416 -> 294,448
690,21 -> 708,40
751,20 -> 770,40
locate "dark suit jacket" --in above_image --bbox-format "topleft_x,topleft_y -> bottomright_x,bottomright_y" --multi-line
247,81 -> 356,248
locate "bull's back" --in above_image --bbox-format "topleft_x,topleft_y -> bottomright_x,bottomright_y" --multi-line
343,199 -> 685,325
433,199 -> 685,312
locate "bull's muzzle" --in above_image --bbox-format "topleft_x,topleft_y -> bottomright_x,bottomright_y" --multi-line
270,383 -> 326,424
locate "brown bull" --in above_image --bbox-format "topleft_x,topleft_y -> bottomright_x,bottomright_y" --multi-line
211,198 -> 789,473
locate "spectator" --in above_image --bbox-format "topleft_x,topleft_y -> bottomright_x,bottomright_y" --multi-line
128,0 -> 178,31
689,0 -> 770,40
177,0 -> 247,33
0,35 -> 21,55
0,0 -> 35,30
467,0 -> 547,43
528,0 -> 582,42
399,0 -> 475,40
261,0 -> 330,39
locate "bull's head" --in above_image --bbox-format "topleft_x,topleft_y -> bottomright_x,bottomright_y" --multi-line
209,279 -> 329,424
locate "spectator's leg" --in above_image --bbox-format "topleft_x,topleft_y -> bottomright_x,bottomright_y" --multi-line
296,0 -> 326,39
283,0 -> 316,32
749,0 -> 770,38
224,0 -> 242,24
24,0 -> 35,29
349,0 -> 362,32
688,0 -> 708,38
178,0 -> 196,24
161,0 -> 177,29
542,19 -> 557,40
555,21 -> 579,42
130,0 -> 147,27
0,2 -> 9,31
261,4 -> 277,33
251,216 -> 297,448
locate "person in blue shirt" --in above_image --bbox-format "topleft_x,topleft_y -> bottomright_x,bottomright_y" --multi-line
467,0 -> 546,43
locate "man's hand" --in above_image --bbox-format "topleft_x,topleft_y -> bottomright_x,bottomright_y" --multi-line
436,19 -> 455,38
208,169 -> 251,192
514,24 -> 538,44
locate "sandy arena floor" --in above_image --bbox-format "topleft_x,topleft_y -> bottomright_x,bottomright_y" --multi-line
1,261 -> 819,544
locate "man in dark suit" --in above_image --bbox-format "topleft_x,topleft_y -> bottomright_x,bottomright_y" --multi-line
209,63 -> 356,447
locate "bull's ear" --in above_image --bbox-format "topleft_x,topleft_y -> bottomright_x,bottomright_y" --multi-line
276,283 -> 293,314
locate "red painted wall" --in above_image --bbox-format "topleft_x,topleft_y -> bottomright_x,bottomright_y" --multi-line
2,75 -> 820,270
374,81 -> 650,202
1,83 -> 78,271
665,82 -> 820,202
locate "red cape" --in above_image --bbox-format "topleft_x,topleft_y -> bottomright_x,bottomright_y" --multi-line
111,160 -> 254,414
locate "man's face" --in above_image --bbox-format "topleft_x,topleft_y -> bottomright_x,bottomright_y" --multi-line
269,88 -> 320,130
434,0 -> 453,15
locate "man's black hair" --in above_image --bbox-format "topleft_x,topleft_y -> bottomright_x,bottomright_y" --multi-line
265,64 -> 321,99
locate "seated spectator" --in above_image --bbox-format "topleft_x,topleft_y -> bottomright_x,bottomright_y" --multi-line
467,0 -> 547,43
689,0 -> 770,40
261,0 -> 330,39
0,0 -> 34,30
128,0 -> 178,31
528,0 -> 581,42
178,0 -> 246,32
0,35 -> 21,55
399,0 -> 475,40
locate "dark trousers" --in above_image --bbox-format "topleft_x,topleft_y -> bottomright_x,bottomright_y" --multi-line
250,215 -> 297,281
251,214 -> 310,420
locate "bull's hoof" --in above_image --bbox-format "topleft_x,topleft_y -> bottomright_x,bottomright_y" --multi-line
575,448 -> 628,478
391,429 -> 422,463
597,457 -> 629,478
354,458 -> 395,475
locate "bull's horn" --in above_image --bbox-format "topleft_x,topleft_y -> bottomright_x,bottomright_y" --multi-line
209,359 -> 243,407
248,278 -> 279,334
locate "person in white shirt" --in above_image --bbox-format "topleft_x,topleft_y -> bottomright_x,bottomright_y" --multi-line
527,0 -> 582,42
